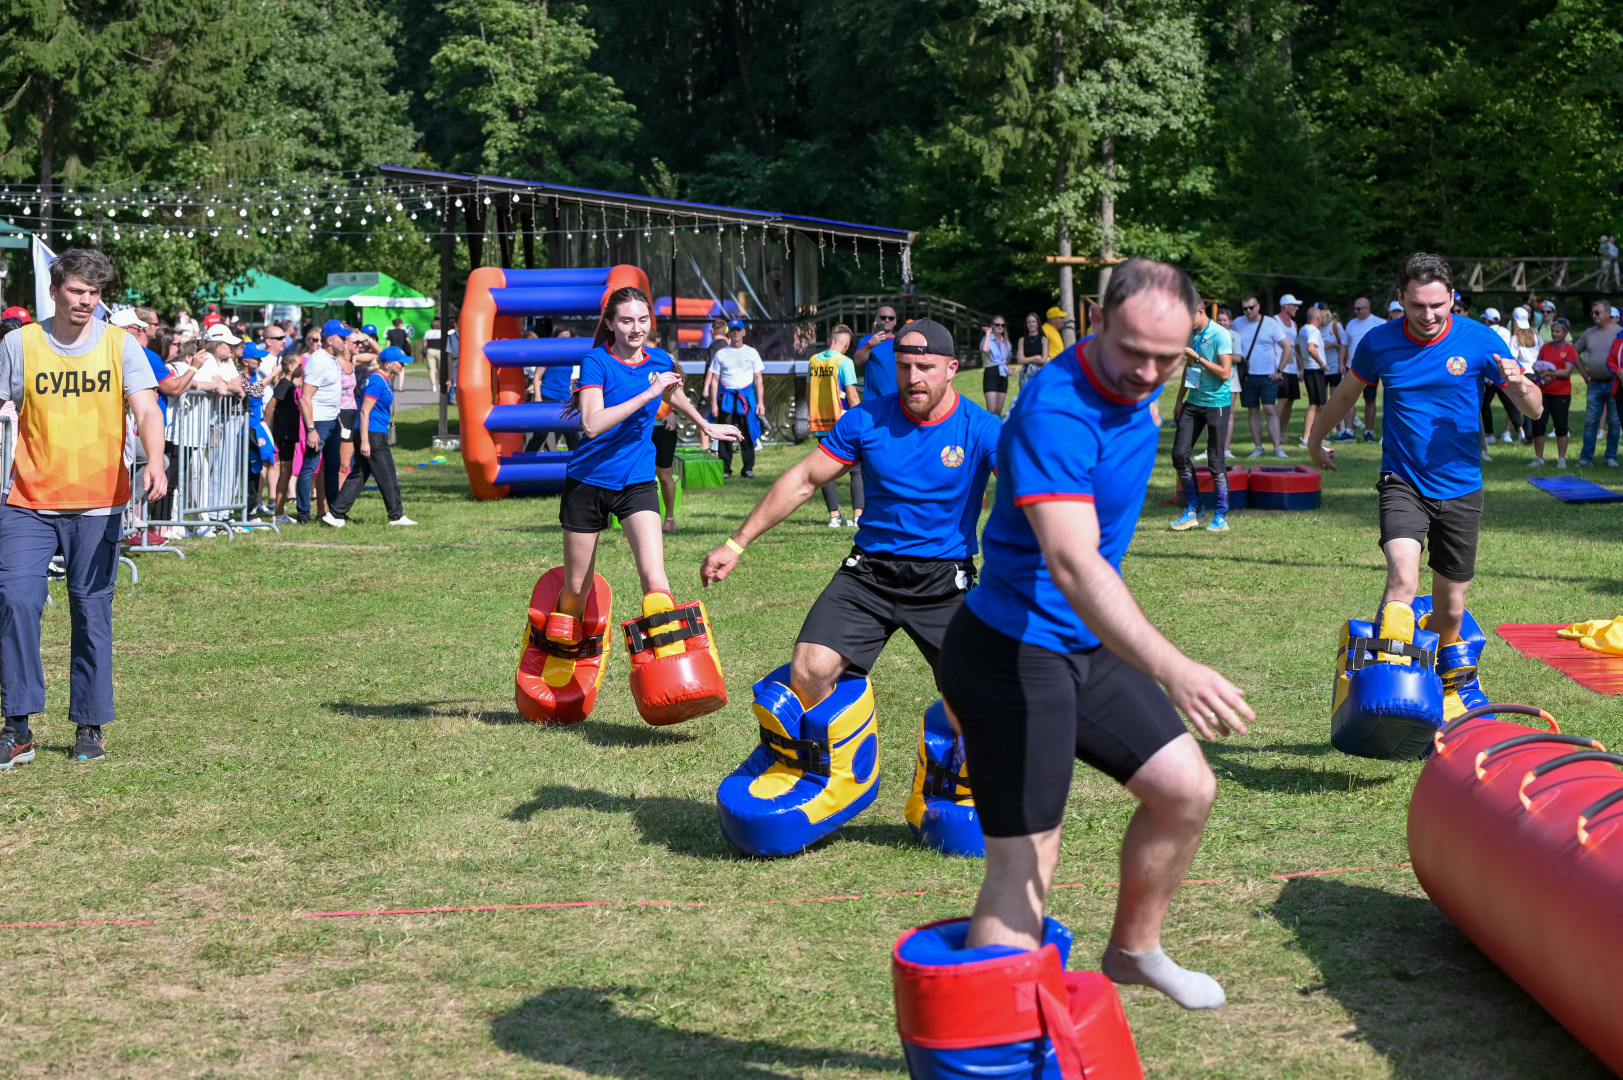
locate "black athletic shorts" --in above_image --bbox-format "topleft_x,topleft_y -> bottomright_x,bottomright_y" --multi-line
1280,373 -> 1301,401
274,434 -> 298,463
1327,373 -> 1343,390
559,478 -> 660,533
983,368 -> 1009,394
1363,380 -> 1378,404
938,606 -> 1187,837
652,424 -> 679,470
1531,393 -> 1571,439
1377,473 -> 1484,583
796,547 -> 974,676
338,407 -> 359,437
1302,368 -> 1329,406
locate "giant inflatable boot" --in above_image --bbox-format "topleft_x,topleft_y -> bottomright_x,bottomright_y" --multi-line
621,592 -> 727,726
1409,593 -> 1491,722
1330,600 -> 1444,760
905,701 -> 985,858
892,917 -> 1144,1080
515,567 -> 612,723
716,665 -> 879,856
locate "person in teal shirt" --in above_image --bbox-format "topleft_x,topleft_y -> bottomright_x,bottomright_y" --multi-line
1169,308 -> 1235,531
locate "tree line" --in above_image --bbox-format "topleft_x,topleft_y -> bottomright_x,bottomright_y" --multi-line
1,0 -> 1619,315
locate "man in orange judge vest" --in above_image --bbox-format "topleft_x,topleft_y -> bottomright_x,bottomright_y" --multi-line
0,249 -> 167,768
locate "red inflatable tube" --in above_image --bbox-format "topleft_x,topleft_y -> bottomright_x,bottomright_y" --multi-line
1194,466 -> 1249,493
1247,464 -> 1321,509
515,568 -> 613,724
1410,703 -> 1623,1073
622,598 -> 727,726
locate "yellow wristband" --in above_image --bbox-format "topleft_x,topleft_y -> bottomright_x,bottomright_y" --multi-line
725,537 -> 746,556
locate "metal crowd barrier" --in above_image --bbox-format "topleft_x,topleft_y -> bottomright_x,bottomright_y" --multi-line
0,415 -> 139,584
126,390 -> 277,550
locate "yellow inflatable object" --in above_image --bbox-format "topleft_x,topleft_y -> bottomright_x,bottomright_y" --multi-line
1559,617 -> 1623,656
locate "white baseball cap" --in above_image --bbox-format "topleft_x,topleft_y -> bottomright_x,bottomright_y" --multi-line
203,323 -> 242,345
1388,301 -> 1404,313
1279,293 -> 1301,306
1512,307 -> 1532,329
1483,307 -> 1502,323
109,308 -> 149,329
1613,307 -> 1620,319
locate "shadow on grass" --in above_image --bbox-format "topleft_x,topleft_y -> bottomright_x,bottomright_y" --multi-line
574,720 -> 699,746
324,700 -> 526,725
1271,877 -> 1609,1079
491,986 -> 902,1078
508,785 -> 734,858
1135,549 -> 1623,594
1205,745 -> 1397,794
829,820 -> 918,850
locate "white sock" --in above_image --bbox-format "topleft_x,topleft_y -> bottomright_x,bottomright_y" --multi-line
1101,943 -> 1226,1010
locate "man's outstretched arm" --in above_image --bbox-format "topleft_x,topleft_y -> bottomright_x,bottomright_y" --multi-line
700,447 -> 851,585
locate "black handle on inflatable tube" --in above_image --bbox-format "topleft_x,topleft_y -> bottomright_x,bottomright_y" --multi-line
1437,703 -> 1557,743
1577,787 -> 1623,847
1474,733 -> 1605,780
1518,751 -> 1623,811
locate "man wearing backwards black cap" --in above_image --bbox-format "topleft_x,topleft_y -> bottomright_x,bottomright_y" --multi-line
701,318 -> 1000,704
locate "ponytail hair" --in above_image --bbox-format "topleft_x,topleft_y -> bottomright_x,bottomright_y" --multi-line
593,286 -> 652,348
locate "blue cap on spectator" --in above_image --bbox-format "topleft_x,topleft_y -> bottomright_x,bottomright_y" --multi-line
727,318 -> 745,330
379,345 -> 411,364
241,342 -> 268,359
321,318 -> 348,339
362,324 -> 378,337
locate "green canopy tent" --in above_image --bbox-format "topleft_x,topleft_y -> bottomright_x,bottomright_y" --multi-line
315,272 -> 435,344
208,270 -> 327,327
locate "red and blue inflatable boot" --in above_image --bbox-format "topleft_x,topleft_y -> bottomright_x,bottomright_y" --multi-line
904,701 -> 984,857
1330,600 -> 1444,759
515,567 -> 612,724
621,591 -> 727,725
892,917 -> 1144,1079
715,665 -> 879,856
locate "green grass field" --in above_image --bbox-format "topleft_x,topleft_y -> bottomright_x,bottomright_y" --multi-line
2,371 -> 1619,1079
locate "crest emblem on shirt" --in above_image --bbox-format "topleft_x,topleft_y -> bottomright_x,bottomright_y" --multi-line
940,445 -> 966,468
1446,356 -> 1467,375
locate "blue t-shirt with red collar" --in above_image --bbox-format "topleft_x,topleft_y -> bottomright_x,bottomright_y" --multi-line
818,390 -> 999,560
568,344 -> 676,488
1349,314 -> 1506,500
858,333 -> 898,399
965,341 -> 1159,653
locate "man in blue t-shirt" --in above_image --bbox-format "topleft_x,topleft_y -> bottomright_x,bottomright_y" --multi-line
700,318 -> 999,706
1308,253 -> 1543,649
936,259 -> 1253,1013
325,346 -> 416,527
852,305 -> 899,399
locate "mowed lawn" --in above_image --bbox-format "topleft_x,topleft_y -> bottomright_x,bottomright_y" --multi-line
2,371 -> 1620,1079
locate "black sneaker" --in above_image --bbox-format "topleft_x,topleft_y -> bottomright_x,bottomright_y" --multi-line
73,725 -> 105,763
0,730 -> 34,770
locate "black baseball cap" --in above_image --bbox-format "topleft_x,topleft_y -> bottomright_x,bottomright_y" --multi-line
891,318 -> 955,357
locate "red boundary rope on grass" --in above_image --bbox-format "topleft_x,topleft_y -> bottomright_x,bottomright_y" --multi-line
0,862 -> 1415,932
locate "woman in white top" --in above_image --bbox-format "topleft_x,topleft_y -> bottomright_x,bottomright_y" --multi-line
979,316 -> 1013,417
1501,307 -> 1541,444
1295,307 -> 1328,449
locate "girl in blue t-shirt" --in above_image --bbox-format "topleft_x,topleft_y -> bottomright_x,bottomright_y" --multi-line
554,287 -> 741,624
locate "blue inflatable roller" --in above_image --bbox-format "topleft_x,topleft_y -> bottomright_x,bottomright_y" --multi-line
1330,601 -> 1444,760
905,701 -> 984,858
892,917 -> 1144,1079
716,664 -> 879,857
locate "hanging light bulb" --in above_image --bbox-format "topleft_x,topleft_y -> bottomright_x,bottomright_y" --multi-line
206,207 -> 215,217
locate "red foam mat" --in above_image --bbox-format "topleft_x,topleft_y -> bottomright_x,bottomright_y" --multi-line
1495,623 -> 1623,695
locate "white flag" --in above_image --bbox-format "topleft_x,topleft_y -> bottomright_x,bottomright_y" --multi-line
30,235 -> 55,322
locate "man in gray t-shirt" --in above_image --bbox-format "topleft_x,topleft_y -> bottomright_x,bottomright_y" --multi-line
0,248 -> 167,770
1575,300 -> 1620,466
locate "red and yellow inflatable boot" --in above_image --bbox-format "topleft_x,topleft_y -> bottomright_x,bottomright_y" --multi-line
515,567 -> 613,724
621,591 -> 727,725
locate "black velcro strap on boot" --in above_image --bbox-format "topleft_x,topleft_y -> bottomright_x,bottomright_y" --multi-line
921,760 -> 970,800
1345,636 -> 1436,671
624,604 -> 706,655
760,727 -> 831,777
530,624 -> 604,659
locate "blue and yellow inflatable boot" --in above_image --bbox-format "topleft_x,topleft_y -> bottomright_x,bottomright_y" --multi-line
1330,600 -> 1443,760
904,701 -> 984,858
1410,593 -> 1491,722
716,665 -> 880,856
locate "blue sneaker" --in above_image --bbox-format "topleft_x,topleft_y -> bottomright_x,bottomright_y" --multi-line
1170,509 -> 1201,531
1206,513 -> 1230,532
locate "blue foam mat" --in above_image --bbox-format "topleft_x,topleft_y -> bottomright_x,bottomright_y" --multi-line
1526,476 -> 1623,503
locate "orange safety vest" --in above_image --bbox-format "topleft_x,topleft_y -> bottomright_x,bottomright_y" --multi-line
9,321 -> 131,510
